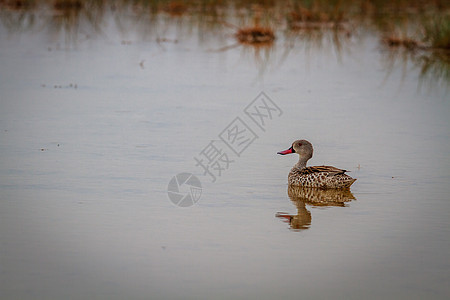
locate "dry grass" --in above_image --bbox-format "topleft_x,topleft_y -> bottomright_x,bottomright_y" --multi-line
164,1 -> 187,16
383,36 -> 422,49
235,26 -> 275,45
53,0 -> 83,11
289,6 -> 344,23
288,2 -> 347,30
0,0 -> 36,10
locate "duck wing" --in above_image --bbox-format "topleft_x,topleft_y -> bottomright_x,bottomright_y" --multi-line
299,165 -> 348,175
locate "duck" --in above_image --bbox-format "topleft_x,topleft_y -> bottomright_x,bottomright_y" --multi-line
277,139 -> 356,188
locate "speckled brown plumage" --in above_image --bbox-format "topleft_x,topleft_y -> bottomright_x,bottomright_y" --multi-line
288,166 -> 356,188
278,140 -> 356,189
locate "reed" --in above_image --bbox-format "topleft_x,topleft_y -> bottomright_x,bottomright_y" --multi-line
287,0 -> 348,30
423,15 -> 450,49
0,1 -> 448,52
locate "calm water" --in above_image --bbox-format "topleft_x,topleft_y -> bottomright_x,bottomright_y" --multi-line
1,8 -> 450,300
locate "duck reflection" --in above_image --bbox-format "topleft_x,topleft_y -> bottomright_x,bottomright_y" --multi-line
276,185 -> 356,231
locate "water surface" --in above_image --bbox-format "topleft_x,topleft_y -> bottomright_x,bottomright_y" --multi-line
1,6 -> 449,300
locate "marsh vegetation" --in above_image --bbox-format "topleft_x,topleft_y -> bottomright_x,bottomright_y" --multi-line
1,0 -> 449,84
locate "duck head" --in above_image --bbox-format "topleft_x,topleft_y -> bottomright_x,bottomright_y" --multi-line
277,139 -> 313,160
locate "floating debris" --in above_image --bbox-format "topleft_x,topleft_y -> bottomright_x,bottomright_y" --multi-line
156,37 -> 178,44
43,83 -> 78,89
